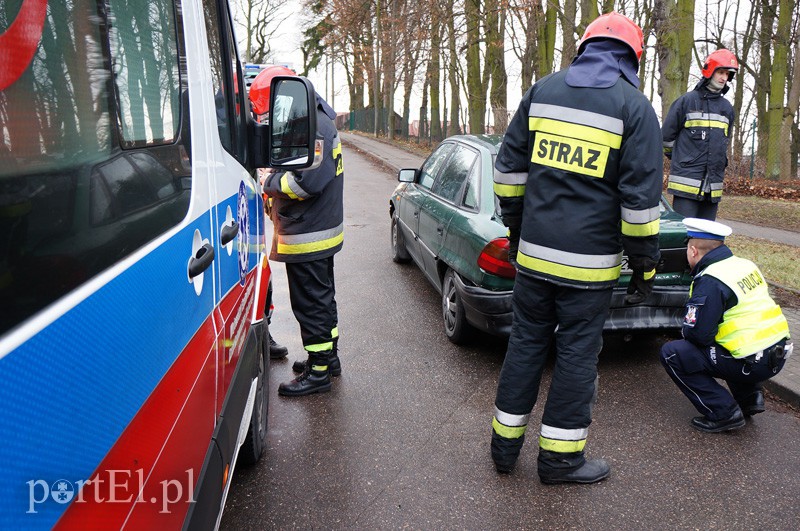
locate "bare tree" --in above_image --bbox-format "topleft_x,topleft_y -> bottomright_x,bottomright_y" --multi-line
234,0 -> 288,63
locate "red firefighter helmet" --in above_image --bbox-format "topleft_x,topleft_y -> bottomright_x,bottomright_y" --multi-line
248,65 -> 297,116
578,12 -> 644,62
702,49 -> 739,80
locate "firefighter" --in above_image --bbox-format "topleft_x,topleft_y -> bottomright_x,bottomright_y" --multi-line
660,218 -> 792,432
491,12 -> 662,484
249,66 -> 344,397
663,49 -> 739,220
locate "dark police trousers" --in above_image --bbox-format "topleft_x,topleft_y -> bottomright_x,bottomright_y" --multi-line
285,257 -> 338,354
660,339 -> 787,420
495,274 -> 611,471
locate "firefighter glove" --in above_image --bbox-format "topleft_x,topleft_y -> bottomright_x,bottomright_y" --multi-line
625,256 -> 658,305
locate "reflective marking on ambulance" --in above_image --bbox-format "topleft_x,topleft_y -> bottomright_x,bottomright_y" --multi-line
527,103 -> 623,178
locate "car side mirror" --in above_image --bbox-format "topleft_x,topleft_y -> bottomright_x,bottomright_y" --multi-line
252,76 -> 317,170
398,168 -> 417,183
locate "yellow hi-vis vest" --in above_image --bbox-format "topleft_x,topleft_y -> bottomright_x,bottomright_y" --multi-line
698,256 -> 790,357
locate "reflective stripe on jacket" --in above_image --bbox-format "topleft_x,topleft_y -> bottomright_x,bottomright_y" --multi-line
494,69 -> 662,289
698,256 -> 789,357
662,81 -> 734,203
263,105 -> 344,263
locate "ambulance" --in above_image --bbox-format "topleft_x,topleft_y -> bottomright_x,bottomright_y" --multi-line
0,0 -> 316,528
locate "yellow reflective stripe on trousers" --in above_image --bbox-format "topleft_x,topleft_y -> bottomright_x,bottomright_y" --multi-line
539,424 -> 588,453
492,417 -> 527,439
331,326 -> 339,339
277,223 -> 344,255
311,364 -> 329,371
306,342 -> 334,353
644,268 -> 655,281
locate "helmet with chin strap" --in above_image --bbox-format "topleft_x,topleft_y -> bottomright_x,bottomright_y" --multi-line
578,12 -> 644,63
702,49 -> 739,81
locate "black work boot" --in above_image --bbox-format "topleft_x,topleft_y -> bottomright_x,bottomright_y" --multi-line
538,450 -> 610,485
278,355 -> 332,397
738,390 -> 766,417
268,334 -> 288,359
293,354 -> 341,376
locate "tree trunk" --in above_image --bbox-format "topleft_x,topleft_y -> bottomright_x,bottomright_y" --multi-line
765,0 -> 791,180
465,0 -> 485,134
560,0 -> 577,69
486,0 -> 507,133
446,2 -> 460,136
654,0 -> 696,121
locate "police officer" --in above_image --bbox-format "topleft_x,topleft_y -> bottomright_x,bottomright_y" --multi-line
249,66 -> 344,397
491,12 -> 662,484
663,49 -> 738,220
660,218 -> 792,432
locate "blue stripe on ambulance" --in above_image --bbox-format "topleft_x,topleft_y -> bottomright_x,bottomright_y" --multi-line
0,193 -> 260,528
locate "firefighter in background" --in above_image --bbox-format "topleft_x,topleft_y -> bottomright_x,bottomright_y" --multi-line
491,12 -> 662,484
660,218 -> 792,432
249,66 -> 344,397
662,49 -> 738,221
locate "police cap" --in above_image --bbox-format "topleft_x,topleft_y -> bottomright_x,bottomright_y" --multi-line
682,217 -> 732,240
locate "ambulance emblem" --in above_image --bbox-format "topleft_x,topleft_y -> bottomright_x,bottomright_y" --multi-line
237,181 -> 249,286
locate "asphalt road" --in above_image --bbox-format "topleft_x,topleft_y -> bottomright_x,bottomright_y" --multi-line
221,145 -> 800,529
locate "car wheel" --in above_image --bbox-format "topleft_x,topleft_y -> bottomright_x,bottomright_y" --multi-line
442,268 -> 472,344
239,326 -> 270,466
391,213 -> 411,263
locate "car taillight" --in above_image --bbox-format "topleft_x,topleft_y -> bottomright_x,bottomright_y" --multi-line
478,238 -> 516,279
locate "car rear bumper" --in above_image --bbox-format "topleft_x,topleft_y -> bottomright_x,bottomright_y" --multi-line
605,286 -> 688,332
454,274 -> 513,337
454,275 -> 688,336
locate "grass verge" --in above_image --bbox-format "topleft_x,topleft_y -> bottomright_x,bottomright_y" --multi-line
726,234 -> 800,308
717,196 -> 800,233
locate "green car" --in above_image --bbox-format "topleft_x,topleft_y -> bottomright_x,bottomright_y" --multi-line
389,134 -> 692,344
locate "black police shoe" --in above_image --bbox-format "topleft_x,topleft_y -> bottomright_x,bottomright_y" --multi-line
738,390 -> 766,417
691,410 -> 746,433
539,459 -> 611,485
268,334 -> 288,359
293,354 -> 341,376
278,366 -> 331,397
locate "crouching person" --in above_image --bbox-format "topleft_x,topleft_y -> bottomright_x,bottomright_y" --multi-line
661,218 -> 792,432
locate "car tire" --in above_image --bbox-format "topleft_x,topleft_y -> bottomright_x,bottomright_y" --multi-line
442,268 -> 472,344
239,326 -> 270,466
391,213 -> 411,263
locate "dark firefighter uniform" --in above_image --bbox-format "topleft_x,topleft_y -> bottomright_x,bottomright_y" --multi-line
662,80 -> 735,215
262,95 -> 344,396
491,27 -> 662,483
660,218 -> 791,432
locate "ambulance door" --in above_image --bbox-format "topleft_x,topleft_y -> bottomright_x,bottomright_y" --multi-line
201,0 -> 263,411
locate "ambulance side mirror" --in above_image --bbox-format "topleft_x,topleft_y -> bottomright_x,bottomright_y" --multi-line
267,76 -> 317,169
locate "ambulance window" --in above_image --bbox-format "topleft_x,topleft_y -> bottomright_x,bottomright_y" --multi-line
203,0 -> 247,160
204,0 -> 232,152
108,0 -> 181,146
0,0 -> 192,337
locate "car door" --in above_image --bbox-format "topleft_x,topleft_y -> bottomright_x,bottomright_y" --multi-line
417,143 -> 479,288
398,142 -> 456,265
